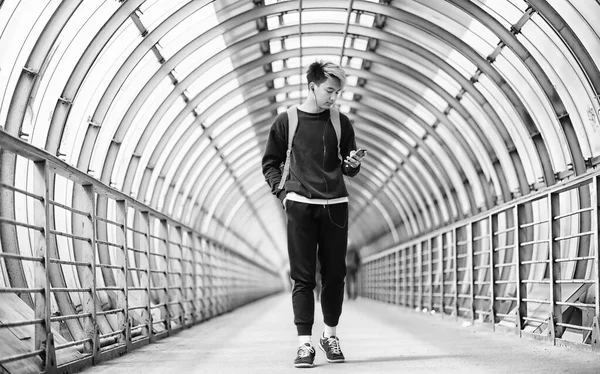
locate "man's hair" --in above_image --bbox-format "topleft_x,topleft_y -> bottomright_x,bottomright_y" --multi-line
306,60 -> 346,89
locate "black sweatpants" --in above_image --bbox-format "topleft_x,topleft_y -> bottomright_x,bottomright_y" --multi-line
286,200 -> 348,336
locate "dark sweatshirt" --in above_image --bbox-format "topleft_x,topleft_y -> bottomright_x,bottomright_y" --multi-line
262,107 -> 360,201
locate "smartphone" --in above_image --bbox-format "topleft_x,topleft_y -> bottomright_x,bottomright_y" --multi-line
353,149 -> 367,158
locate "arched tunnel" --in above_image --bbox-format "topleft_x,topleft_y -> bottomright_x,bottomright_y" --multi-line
0,1 -> 599,373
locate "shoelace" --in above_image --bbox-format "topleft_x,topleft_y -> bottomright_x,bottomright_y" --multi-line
326,337 -> 341,354
298,344 -> 314,358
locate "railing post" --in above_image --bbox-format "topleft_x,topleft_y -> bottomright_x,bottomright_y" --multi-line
592,175 -> 600,351
490,213 -> 497,330
408,245 -> 414,308
33,160 -> 56,371
366,258 -> 372,300
429,238 -> 434,312
81,184 -> 100,362
452,228 -> 458,319
184,230 -> 195,326
203,238 -> 212,319
394,251 -> 400,305
225,250 -> 232,309
139,211 -> 153,343
169,225 -> 184,327
160,219 -> 171,333
401,248 -> 407,306
438,234 -> 445,316
371,259 -> 375,301
195,236 -> 206,322
468,223 -> 475,323
115,199 -> 130,350
548,192 -> 563,343
515,204 -> 527,337
218,245 -> 226,314
206,240 -> 216,318
417,242 -> 423,310
211,239 -> 220,313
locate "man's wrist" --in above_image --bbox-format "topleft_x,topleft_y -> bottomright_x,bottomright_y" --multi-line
276,189 -> 287,201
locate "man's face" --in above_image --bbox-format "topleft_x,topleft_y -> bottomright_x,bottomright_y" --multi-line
313,77 -> 342,110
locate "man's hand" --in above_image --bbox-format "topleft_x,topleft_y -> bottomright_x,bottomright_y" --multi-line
345,149 -> 366,168
277,189 -> 287,210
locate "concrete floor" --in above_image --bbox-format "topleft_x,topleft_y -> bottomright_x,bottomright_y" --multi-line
82,293 -> 600,374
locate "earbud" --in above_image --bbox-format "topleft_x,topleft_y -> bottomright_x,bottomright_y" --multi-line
311,86 -> 315,92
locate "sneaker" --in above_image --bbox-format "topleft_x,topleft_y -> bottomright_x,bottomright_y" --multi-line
319,335 -> 345,363
294,343 -> 316,368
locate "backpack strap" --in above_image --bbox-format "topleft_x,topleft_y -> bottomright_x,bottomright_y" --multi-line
278,106 -> 298,190
277,106 -> 342,190
329,107 -> 342,163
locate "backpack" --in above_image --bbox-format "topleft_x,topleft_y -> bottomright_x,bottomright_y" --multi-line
278,105 -> 342,189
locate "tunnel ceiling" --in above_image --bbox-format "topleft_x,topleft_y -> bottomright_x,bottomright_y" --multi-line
1,0 -> 599,269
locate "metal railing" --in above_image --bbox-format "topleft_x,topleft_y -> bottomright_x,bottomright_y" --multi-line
361,170 -> 600,352
0,131 -> 283,373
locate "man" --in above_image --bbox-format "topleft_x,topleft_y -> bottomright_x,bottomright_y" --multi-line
262,60 -> 365,368
345,247 -> 361,300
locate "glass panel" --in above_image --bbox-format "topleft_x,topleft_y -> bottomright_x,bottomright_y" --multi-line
62,19 -> 140,165
522,13 -> 597,159
90,53 -> 161,178
224,133 -> 256,160
113,76 -> 174,189
218,122 -> 258,156
169,148 -> 217,207
289,10 -> 347,25
189,62 -> 237,104
361,93 -> 427,139
551,0 -> 600,69
384,18 -> 479,79
476,75 -> 540,185
29,1 -> 120,148
460,96 -> 519,192
271,59 -> 285,72
197,163 -> 228,206
361,114 -> 413,152
139,0 -> 192,29
297,35 -> 345,49
438,126 -> 486,207
158,9 -> 220,59
353,11 -> 375,27
178,38 -> 229,93
496,48 -> 568,171
419,147 -> 459,218
211,105 -> 248,141
446,110 -> 488,164
345,36 -> 368,51
133,113 -> 197,198
374,45 -> 464,95
176,137 -> 212,198
410,156 -> 451,222
162,129 -> 208,201
374,67 -> 448,114
421,138 -> 472,214
476,0 -> 529,26
0,0 -> 62,130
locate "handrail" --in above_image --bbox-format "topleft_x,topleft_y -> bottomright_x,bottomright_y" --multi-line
360,169 -> 600,351
364,169 -> 600,263
0,128 -> 284,373
0,129 -> 278,277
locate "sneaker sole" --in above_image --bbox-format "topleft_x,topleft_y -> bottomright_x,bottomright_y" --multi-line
318,343 -> 345,363
294,363 -> 314,368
